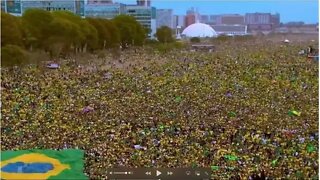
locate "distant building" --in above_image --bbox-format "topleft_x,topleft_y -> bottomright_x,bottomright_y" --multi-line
172,15 -> 177,29
88,0 -> 113,4
75,0 -> 85,17
1,0 -> 7,13
285,21 -> 305,26
2,0 -> 22,15
271,13 -> 280,27
156,9 -> 173,29
185,14 -> 196,27
185,7 -> 200,27
275,24 -> 318,34
199,14 -> 220,25
200,15 -> 209,23
216,14 -> 245,25
245,13 -> 278,32
125,5 -> 156,38
212,25 -> 247,36
274,27 -> 289,33
186,7 -> 195,15
208,15 -> 219,25
245,13 -> 272,24
20,0 -> 85,17
247,24 -> 273,32
85,1 -> 157,38
136,0 -> 150,7
173,15 -> 186,29
85,3 -> 125,19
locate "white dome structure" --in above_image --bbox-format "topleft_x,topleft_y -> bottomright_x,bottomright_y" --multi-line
182,23 -> 218,38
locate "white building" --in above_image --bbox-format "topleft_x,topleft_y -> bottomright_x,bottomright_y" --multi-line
125,5 -> 157,38
2,0 -> 85,17
173,15 -> 186,29
85,3 -> 125,19
212,25 -> 248,36
182,23 -> 218,38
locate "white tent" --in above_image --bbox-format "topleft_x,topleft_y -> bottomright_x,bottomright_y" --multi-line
182,23 -> 218,38
283,39 -> 290,43
47,63 -> 60,69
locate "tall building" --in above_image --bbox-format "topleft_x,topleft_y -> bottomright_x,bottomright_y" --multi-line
208,15 -> 219,25
271,13 -> 280,27
173,15 -> 186,29
185,7 -> 200,26
125,5 -> 156,38
185,14 -> 196,27
1,0 -> 7,13
245,13 -> 272,24
0,1 -> 7,12
75,0 -> 85,17
85,3 -> 125,19
156,9 -> 173,29
20,0 -> 85,16
200,15 -> 209,23
2,0 -> 22,15
186,7 -> 194,15
245,12 -> 279,31
286,21 -> 305,26
88,0 -> 113,4
136,0 -> 150,7
216,14 -> 245,25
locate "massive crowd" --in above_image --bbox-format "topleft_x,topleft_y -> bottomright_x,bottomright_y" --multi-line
1,40 -> 318,179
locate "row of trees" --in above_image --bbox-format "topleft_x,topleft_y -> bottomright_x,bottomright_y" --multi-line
2,9 -> 148,65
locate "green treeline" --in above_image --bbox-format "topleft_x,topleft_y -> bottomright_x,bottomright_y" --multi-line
1,9 -> 147,66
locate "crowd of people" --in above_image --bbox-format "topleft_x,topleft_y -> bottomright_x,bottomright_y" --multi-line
1,40 -> 318,179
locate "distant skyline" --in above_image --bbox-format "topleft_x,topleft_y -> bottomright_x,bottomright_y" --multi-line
113,0 -> 319,23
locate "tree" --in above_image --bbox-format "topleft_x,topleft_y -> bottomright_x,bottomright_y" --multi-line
1,12 -> 23,46
83,20 -> 99,52
87,18 -> 111,49
1,45 -> 29,67
190,37 -> 200,43
113,15 -> 146,47
100,19 -> 120,48
144,27 -> 152,36
155,26 -> 174,43
47,15 -> 81,57
51,11 -> 98,54
134,23 -> 147,46
22,9 -> 54,50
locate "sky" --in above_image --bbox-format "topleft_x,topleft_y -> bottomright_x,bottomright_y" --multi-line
114,0 -> 319,23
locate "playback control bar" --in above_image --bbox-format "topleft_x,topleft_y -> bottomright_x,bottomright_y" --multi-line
106,168 -> 211,180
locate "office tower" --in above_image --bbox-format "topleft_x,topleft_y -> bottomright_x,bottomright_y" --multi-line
137,0 -> 150,7
126,5 -> 156,37
156,9 -> 173,29
88,0 -> 113,4
216,14 -> 245,25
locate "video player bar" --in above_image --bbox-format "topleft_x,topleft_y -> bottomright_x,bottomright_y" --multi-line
105,168 -> 211,180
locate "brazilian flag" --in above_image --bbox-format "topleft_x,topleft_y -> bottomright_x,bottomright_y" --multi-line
1,149 -> 88,180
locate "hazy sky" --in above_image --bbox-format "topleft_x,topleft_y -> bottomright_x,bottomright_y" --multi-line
114,0 -> 319,23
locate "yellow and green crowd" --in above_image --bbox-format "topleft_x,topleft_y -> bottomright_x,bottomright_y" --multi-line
1,40 -> 318,179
